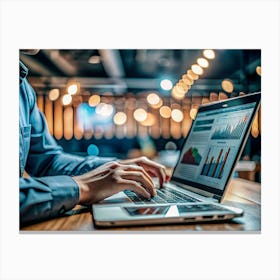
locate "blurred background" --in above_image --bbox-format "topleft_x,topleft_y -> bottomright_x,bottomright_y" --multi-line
20,49 -> 261,182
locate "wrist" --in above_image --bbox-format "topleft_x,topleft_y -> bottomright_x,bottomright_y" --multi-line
72,176 -> 89,205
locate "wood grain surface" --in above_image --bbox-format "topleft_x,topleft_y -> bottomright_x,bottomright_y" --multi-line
20,178 -> 261,232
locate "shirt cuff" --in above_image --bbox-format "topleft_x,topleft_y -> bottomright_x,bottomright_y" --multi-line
37,175 -> 80,215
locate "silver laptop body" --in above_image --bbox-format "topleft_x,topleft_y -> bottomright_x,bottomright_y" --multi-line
92,92 -> 261,227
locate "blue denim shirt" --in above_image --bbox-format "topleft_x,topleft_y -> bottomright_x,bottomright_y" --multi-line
19,61 -> 114,226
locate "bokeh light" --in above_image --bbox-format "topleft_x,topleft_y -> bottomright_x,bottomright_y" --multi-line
48,89 -> 60,101
191,64 -> 204,75
182,74 -> 194,85
165,141 -> 177,150
67,83 -> 79,95
160,106 -> 172,118
88,94 -> 101,107
62,94 -> 72,106
151,98 -> 163,109
171,109 -> 183,122
221,79 -> 234,93
88,55 -> 101,64
187,69 -> 199,80
219,92 -> 229,100
147,93 -> 163,108
256,66 -> 261,76
210,92 -> 219,102
197,57 -> 209,68
87,144 -> 100,156
201,97 -> 210,104
171,86 -> 185,100
96,103 -> 114,117
190,108 -> 198,120
147,93 -> 160,105
113,112 -> 127,125
203,49 -> 215,59
141,113 -> 156,126
160,79 -> 173,90
178,80 -> 189,91
133,108 -> 148,122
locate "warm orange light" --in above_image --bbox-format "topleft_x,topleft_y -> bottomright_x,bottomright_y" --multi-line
147,93 -> 160,105
197,57 -> 209,68
151,98 -> 163,109
191,64 -> 204,75
88,94 -> 101,107
141,113 -> 156,126
114,112 -> 127,125
178,80 -> 189,92
256,66 -> 261,76
209,92 -> 219,102
201,97 -> 210,104
54,100 -> 63,140
221,79 -> 234,93
190,108 -> 198,120
147,93 -> 163,108
64,106 -> 73,140
251,126 -> 259,138
160,106 -> 172,118
251,112 -> 259,138
48,89 -> 60,101
187,69 -> 199,80
88,55 -> 101,64
203,49 -> 215,59
133,108 -> 148,122
171,86 -> 185,100
182,74 -> 194,86
219,92 -> 228,100
44,98 -> 53,135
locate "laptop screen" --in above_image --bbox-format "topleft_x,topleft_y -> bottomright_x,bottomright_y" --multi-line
172,92 -> 261,198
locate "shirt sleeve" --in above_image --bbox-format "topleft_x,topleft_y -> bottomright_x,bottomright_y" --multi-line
20,176 -> 80,226
20,78 -> 116,226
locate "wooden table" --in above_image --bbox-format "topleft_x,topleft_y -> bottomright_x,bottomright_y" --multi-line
20,178 -> 261,232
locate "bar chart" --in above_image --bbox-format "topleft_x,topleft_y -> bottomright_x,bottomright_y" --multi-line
211,115 -> 249,140
200,146 -> 231,179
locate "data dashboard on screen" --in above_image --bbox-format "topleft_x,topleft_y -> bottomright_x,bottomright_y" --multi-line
172,102 -> 256,190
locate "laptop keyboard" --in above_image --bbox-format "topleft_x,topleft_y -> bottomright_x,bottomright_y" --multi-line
124,187 -> 199,204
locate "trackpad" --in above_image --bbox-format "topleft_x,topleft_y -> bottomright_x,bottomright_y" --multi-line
125,206 -> 170,216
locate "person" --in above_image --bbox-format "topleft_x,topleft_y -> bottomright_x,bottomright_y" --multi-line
19,50 -> 168,226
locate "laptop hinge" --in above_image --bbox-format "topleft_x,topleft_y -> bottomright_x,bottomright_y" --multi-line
169,180 -> 220,202
213,194 -> 222,202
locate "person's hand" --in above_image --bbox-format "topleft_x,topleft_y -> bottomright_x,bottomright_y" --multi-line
119,156 -> 169,187
73,158 -> 168,205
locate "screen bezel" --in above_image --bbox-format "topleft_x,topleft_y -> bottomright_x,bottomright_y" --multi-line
171,92 -> 261,201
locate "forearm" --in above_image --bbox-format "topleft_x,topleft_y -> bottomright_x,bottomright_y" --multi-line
20,176 -> 79,226
26,150 -> 117,177
48,154 -> 117,176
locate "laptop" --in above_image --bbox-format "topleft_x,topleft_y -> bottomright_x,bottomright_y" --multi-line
92,92 -> 261,227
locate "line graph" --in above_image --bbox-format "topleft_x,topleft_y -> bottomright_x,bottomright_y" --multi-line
211,114 -> 249,140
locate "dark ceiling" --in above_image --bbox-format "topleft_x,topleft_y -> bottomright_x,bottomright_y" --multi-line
20,49 -> 261,96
